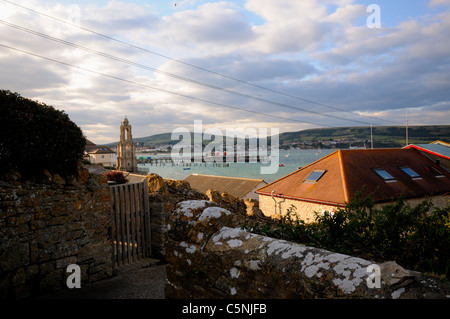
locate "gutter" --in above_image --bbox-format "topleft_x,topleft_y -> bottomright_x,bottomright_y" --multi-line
257,191 -> 346,208
271,190 -> 276,216
257,190 -> 450,208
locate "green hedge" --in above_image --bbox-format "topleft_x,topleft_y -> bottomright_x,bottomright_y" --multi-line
0,90 -> 86,178
243,194 -> 450,279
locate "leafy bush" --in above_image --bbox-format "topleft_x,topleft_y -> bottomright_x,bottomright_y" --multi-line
105,171 -> 128,184
242,194 -> 450,279
0,90 -> 86,178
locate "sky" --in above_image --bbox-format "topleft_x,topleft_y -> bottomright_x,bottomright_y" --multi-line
0,0 -> 449,144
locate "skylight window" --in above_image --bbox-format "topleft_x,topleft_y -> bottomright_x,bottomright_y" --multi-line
304,169 -> 326,183
372,168 -> 396,182
399,166 -> 421,179
423,165 -> 444,177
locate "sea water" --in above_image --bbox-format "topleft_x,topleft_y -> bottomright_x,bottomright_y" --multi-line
137,149 -> 335,183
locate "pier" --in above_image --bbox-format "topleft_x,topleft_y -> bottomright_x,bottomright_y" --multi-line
136,154 -> 265,165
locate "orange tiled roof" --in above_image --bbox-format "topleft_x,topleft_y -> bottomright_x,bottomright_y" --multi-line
256,148 -> 450,206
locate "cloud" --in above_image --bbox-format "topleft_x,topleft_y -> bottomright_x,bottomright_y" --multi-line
83,1 -> 158,32
245,0 -> 330,53
0,54 -> 67,95
0,0 -> 449,144
226,58 -> 317,82
429,0 -> 450,6
323,3 -> 366,26
311,11 -> 450,112
145,1 -> 254,55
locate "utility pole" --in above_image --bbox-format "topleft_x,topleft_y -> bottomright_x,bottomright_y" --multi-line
370,122 -> 373,149
406,108 -> 409,146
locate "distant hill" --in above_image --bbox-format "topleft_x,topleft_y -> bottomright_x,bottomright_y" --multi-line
105,125 -> 450,149
105,132 -> 245,147
105,132 -> 177,147
279,125 -> 450,148
134,133 -> 175,145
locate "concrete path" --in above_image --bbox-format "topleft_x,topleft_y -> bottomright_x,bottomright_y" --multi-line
39,261 -> 166,299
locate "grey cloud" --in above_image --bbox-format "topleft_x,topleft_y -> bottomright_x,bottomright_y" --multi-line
157,3 -> 254,46
223,58 -> 317,82
0,54 -> 68,96
81,1 -> 159,33
2,0 -> 449,143
83,14 -> 158,33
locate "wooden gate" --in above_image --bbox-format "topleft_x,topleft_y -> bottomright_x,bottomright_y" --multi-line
110,181 -> 151,268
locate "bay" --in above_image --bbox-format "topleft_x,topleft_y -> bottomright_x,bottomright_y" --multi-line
137,149 -> 336,183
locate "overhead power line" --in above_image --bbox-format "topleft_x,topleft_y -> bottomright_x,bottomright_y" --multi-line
0,42 -> 335,128
1,0 -> 402,126
0,19 -> 377,126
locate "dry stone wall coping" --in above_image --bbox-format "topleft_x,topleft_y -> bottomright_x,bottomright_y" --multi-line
165,200 -> 450,299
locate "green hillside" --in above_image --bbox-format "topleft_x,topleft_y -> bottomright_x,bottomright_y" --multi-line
105,132 -> 244,147
279,125 -> 450,148
134,133 -> 174,145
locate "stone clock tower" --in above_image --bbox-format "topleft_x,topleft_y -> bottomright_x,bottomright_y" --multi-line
117,116 -> 138,172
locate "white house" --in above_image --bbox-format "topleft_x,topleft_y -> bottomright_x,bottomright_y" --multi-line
85,140 -> 117,167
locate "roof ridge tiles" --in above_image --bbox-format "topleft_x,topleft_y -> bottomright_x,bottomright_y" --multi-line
337,150 -> 349,203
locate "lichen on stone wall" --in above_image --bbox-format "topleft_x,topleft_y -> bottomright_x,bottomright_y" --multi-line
165,199 -> 450,299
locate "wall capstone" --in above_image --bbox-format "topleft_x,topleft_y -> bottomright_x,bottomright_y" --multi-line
165,200 -> 450,299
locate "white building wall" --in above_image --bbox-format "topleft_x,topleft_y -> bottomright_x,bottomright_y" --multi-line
89,153 -> 117,167
258,195 -> 339,223
258,194 -> 449,223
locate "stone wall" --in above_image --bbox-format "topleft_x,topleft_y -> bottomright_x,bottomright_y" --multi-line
258,195 -> 340,222
165,199 -> 450,299
0,167 -> 112,298
144,173 -> 264,258
145,174 -> 208,257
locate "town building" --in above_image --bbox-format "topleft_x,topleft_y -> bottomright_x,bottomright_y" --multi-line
84,139 -> 117,167
256,148 -> 450,222
184,174 -> 267,200
404,140 -> 450,172
117,116 -> 138,172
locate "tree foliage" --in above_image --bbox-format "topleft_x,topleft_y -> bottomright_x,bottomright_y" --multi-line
0,90 -> 86,178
